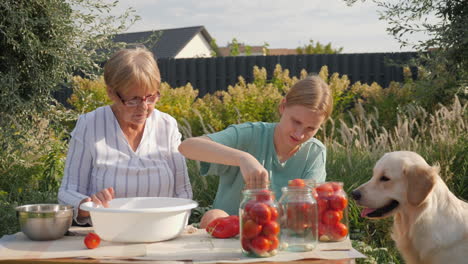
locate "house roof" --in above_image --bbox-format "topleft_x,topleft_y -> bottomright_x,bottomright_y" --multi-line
218,46 -> 265,56
269,48 -> 297,55
113,26 -> 213,59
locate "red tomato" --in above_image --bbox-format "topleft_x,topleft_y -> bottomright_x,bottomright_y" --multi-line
241,237 -> 252,251
304,203 -> 318,225
256,189 -> 273,202
330,222 -> 348,240
269,206 -> 279,221
300,202 -> 314,214
251,236 -> 270,255
329,194 -> 348,211
311,188 -> 319,200
262,221 -> 280,236
249,203 -> 271,225
243,199 -> 257,214
289,221 -> 309,234
286,203 -> 299,220
295,202 -> 315,224
286,204 -> 308,234
317,198 -> 329,215
321,210 -> 343,225
288,178 -> 305,187
226,215 -> 240,222
268,235 -> 279,251
316,183 -> 334,197
84,232 -> 100,249
318,223 -> 327,237
206,215 -> 240,238
242,219 -> 262,239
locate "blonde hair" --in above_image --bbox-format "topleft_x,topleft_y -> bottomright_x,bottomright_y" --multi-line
284,76 -> 333,119
104,47 -> 161,94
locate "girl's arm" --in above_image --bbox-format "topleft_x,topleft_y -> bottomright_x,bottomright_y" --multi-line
178,136 -> 269,189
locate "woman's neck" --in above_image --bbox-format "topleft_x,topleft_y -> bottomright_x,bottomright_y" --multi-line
110,105 -> 145,151
273,126 -> 300,163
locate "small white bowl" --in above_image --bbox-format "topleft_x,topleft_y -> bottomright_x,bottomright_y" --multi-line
80,197 -> 198,243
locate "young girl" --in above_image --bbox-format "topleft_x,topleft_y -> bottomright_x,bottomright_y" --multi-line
178,76 -> 333,226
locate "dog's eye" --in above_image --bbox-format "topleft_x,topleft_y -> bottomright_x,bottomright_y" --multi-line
380,176 -> 390,182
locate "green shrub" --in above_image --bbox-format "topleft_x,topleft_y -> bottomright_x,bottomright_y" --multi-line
0,107 -> 70,237
68,76 -> 112,114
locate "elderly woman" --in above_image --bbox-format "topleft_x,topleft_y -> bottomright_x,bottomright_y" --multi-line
58,47 -> 192,225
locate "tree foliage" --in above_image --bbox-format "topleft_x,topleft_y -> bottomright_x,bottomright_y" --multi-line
210,38 -> 221,57
296,40 -> 343,54
345,0 -> 467,107
375,0 -> 467,76
0,0 -> 138,114
222,38 -> 269,56
228,38 -> 242,56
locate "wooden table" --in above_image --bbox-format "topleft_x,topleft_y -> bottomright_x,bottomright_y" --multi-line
1,227 -> 359,264
2,259 -> 355,264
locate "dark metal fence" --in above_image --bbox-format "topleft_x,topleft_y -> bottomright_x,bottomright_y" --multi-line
157,52 -> 418,97
54,52 -> 418,105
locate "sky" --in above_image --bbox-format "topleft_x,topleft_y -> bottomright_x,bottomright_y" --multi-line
109,0 -> 426,53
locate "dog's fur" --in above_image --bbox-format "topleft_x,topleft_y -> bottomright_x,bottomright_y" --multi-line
352,151 -> 468,264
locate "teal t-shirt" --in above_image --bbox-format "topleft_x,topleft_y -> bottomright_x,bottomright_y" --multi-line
200,122 -> 327,215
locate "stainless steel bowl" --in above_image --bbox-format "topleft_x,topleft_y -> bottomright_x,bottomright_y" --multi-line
15,204 -> 73,241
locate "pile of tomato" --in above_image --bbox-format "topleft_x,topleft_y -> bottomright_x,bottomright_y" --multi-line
315,182 -> 349,242
240,190 -> 280,257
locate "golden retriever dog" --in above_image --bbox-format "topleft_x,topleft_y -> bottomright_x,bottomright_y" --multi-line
351,151 -> 468,264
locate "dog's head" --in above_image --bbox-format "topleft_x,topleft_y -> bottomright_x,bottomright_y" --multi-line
352,151 -> 438,219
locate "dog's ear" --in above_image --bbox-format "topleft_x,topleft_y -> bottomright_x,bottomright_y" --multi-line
405,165 -> 436,206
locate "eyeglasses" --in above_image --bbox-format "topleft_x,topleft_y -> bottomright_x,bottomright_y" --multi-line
116,91 -> 160,107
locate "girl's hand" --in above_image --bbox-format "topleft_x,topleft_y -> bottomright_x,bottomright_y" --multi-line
239,154 -> 269,189
90,187 -> 115,208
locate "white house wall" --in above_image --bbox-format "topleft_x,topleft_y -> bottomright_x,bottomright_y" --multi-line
175,33 -> 212,59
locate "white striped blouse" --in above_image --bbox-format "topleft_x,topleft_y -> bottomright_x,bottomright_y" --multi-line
58,106 -> 192,224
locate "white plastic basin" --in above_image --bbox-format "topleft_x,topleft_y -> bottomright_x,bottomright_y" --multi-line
80,197 -> 198,243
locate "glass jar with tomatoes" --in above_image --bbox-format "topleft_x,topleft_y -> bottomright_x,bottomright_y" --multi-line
278,185 -> 318,251
315,181 -> 349,242
239,188 -> 280,257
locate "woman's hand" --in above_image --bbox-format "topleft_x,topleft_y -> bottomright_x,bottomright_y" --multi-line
239,154 -> 269,189
90,187 -> 115,208
78,197 -> 91,219
77,187 -> 115,220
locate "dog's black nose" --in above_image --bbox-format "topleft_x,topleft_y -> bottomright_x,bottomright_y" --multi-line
351,190 -> 361,201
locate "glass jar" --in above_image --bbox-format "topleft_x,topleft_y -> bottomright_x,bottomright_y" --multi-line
239,189 -> 280,258
278,186 -> 318,251
315,182 -> 349,242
